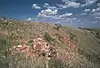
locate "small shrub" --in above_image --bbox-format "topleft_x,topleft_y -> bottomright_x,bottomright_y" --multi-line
69,32 -> 76,40
95,32 -> 100,39
2,16 -> 7,20
54,23 -> 62,31
26,40 -> 33,46
44,32 -> 55,43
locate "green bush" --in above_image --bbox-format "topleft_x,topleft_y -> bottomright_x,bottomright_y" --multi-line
44,32 -> 55,43
26,40 -> 34,46
69,32 -> 76,40
95,32 -> 100,39
54,23 -> 62,31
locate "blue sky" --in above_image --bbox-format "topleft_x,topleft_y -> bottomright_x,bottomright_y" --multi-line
0,0 -> 100,28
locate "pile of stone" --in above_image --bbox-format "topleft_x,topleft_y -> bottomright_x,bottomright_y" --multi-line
11,38 -> 57,59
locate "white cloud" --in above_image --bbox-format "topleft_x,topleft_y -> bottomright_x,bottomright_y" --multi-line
85,0 -> 97,4
92,12 -> 100,17
57,0 -> 97,9
56,4 -> 67,9
82,0 -> 97,7
26,17 -> 32,21
89,8 -> 100,23
57,1 -> 81,9
45,9 -> 52,12
43,3 -> 58,10
32,4 -> 41,9
37,13 -> 49,18
81,13 -> 87,15
67,2 -> 81,8
97,3 -> 100,7
96,8 -> 100,11
37,8 -> 58,17
94,17 -> 100,19
91,8 -> 100,12
91,9 -> 96,12
60,13 -> 73,17
62,0 -> 68,2
45,9 -> 58,15
84,9 -> 90,12
44,3 -> 49,7
47,6 -> 57,9
92,20 -> 98,23
62,0 -> 70,4
42,0 -> 96,10
37,11 -> 73,20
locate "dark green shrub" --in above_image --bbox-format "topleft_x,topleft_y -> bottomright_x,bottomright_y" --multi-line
54,23 -> 62,31
95,32 -> 100,39
69,32 -> 76,40
26,40 -> 33,46
44,32 -> 55,43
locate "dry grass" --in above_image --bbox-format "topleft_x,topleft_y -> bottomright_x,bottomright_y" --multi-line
0,20 -> 100,68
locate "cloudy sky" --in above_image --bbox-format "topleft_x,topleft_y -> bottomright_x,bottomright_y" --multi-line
0,0 -> 100,28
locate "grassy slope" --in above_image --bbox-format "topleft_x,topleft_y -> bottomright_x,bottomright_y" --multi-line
62,27 -> 100,67
0,20 -> 68,68
64,27 -> 100,56
0,20 -> 100,68
68,28 -> 99,51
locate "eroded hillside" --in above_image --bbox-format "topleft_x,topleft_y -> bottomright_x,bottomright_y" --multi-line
0,19 -> 100,68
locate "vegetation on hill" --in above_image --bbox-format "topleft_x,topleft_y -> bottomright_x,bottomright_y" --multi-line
0,19 -> 100,68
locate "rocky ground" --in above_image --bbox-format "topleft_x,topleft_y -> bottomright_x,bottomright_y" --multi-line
0,19 -> 100,68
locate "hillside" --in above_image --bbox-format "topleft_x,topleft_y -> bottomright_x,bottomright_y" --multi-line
0,19 -> 100,68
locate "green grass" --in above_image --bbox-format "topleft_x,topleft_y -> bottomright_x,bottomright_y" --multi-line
79,28 -> 100,39
49,59 -> 67,68
0,36 -> 11,68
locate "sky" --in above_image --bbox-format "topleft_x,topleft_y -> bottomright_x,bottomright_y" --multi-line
0,0 -> 100,28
